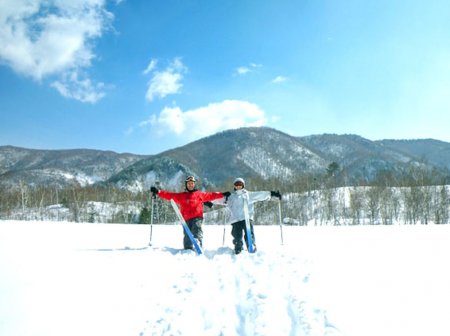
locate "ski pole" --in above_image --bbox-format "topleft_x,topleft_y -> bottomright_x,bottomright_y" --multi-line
278,200 -> 284,245
149,192 -> 155,246
222,208 -> 226,246
221,199 -> 229,246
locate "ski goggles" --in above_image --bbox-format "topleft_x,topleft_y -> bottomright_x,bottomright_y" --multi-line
185,176 -> 196,183
234,181 -> 244,186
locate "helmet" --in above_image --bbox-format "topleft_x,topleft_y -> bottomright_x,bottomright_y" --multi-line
233,177 -> 245,187
185,176 -> 197,191
185,176 -> 196,183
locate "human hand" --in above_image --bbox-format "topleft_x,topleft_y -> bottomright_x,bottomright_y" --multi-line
270,190 -> 282,200
150,186 -> 159,196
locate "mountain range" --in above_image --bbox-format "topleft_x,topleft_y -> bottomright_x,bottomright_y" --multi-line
1,127 -> 450,191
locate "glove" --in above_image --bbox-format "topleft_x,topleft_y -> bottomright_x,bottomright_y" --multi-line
150,186 -> 159,196
222,191 -> 231,202
271,190 -> 282,200
204,201 -> 213,209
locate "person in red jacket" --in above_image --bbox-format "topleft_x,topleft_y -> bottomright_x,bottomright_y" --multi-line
150,176 -> 229,250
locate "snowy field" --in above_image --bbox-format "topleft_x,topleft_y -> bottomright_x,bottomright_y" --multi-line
1,221 -> 450,336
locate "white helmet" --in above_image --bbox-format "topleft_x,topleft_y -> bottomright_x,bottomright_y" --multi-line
233,177 -> 245,187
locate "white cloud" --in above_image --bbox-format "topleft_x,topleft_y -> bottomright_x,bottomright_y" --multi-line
236,66 -> 251,75
144,58 -> 187,102
124,126 -> 134,136
143,59 -> 158,75
250,63 -> 262,68
272,75 -> 287,83
147,100 -> 267,139
0,0 -> 112,103
51,70 -> 105,103
234,63 -> 262,76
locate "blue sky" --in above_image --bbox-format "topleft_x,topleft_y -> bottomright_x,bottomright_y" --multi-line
1,0 -> 450,155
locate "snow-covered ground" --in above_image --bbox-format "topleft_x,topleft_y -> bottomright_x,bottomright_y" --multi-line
1,220 -> 450,336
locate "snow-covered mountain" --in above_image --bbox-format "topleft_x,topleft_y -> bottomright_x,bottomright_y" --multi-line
108,127 -> 328,191
109,128 -> 450,190
298,134 -> 430,182
2,127 -> 450,191
0,146 -> 147,189
377,138 -> 450,171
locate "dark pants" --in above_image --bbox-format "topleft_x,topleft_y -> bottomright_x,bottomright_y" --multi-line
183,217 -> 203,250
231,220 -> 256,254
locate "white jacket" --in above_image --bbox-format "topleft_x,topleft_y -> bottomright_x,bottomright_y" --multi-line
216,189 -> 271,222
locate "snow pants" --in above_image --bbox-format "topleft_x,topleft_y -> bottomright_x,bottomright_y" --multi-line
231,220 -> 256,254
183,217 -> 203,250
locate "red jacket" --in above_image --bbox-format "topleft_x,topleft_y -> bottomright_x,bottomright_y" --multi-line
158,190 -> 224,221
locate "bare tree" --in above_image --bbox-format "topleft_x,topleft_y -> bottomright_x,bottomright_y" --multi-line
350,187 -> 365,225
435,185 -> 449,224
365,187 -> 381,225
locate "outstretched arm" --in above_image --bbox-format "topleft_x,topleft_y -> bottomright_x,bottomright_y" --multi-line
201,191 -> 228,202
248,190 -> 271,203
157,190 -> 183,203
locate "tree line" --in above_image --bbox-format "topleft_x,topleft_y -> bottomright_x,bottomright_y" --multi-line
0,163 -> 449,224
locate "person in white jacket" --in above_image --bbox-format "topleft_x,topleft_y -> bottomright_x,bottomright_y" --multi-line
217,177 -> 281,254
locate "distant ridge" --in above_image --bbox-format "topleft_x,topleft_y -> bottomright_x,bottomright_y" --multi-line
1,127 -> 450,190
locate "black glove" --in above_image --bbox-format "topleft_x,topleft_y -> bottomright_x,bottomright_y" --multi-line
222,191 -> 231,202
150,186 -> 159,196
271,190 -> 282,200
204,201 -> 213,209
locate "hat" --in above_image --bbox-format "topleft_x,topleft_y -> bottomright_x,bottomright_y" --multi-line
233,177 -> 245,187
